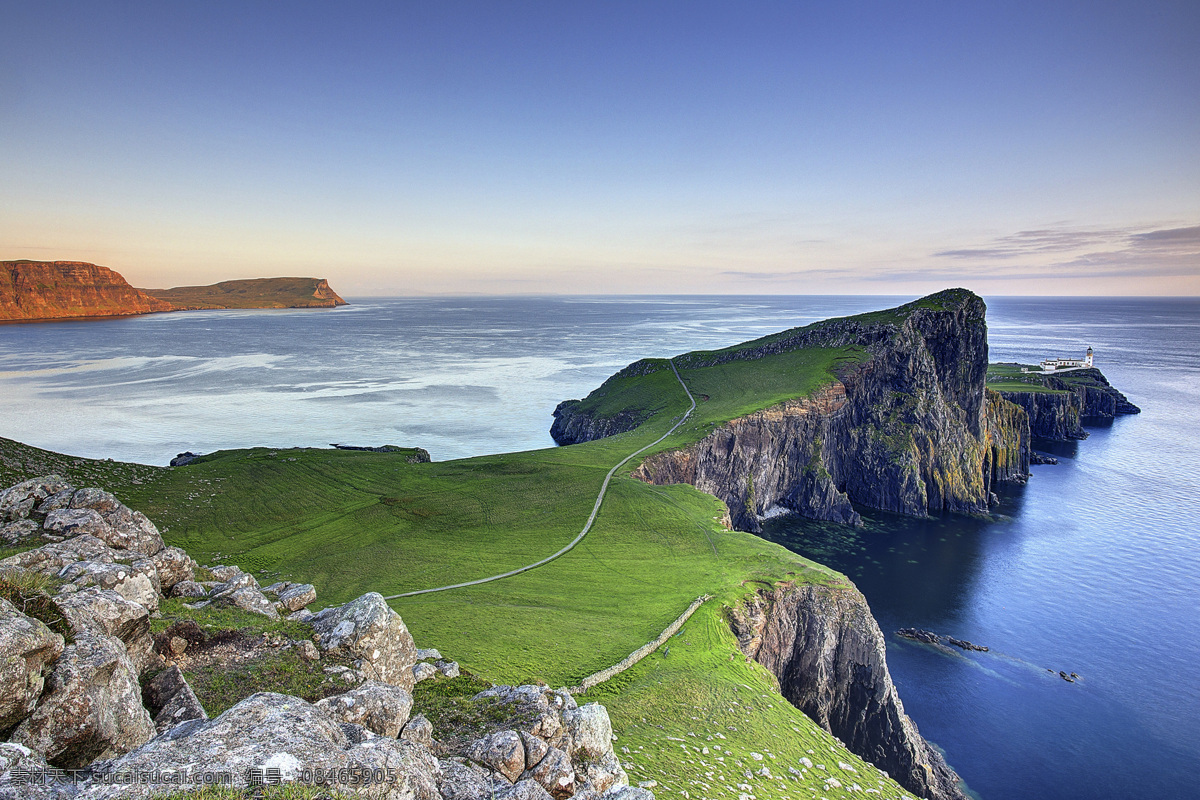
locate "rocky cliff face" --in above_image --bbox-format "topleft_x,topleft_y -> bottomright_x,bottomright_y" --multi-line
729,582 -> 967,800
0,261 -> 176,322
632,291 -> 1030,531
994,367 -> 1141,440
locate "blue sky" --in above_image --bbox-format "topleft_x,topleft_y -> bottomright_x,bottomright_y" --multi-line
2,1 -> 1197,295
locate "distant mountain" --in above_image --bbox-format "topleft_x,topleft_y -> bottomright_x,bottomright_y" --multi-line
1,261 -> 175,321
143,277 -> 347,310
0,261 -> 348,323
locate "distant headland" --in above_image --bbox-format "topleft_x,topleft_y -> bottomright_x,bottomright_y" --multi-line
0,260 -> 347,322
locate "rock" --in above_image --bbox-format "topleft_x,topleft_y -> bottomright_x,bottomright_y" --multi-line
0,534 -> 117,576
603,789 -> 655,800
261,581 -> 290,596
498,780 -> 556,800
1030,452 -> 1059,465
467,730 -> 526,782
213,586 -> 279,619
439,757 -> 507,800
436,660 -> 460,678
149,546 -> 196,593
276,582 -> 316,612
68,490 -> 164,555
0,742 -> 76,800
413,661 -> 438,683
73,692 -> 440,800
519,731 -> 549,769
522,745 -> 575,798
0,475 -> 72,522
168,636 -> 188,656
58,560 -> 159,612
415,647 -> 442,661
205,564 -> 243,581
53,587 -> 155,674
170,580 -> 207,598
729,582 -> 967,800
43,508 -> 111,540
0,519 -> 40,545
0,597 -> 65,732
308,592 -> 417,690
11,631 -> 155,769
296,639 -> 320,661
144,665 -> 208,733
34,488 -> 76,515
563,703 -> 614,763
316,680 -> 414,738
169,452 -> 201,467
401,714 -> 434,748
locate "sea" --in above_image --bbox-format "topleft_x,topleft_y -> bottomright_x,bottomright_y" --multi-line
1,295 -> 1197,800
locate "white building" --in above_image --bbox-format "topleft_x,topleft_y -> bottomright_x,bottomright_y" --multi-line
1037,347 -> 1094,373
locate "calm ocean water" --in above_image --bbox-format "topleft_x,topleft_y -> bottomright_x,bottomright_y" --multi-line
2,295 -> 1197,799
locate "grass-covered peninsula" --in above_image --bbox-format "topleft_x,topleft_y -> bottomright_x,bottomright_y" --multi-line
3,290 -> 1036,800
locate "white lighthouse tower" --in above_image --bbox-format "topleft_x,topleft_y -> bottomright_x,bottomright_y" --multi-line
1086,346 -> 1094,367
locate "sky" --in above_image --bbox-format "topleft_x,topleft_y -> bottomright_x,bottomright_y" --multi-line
1,1 -> 1197,296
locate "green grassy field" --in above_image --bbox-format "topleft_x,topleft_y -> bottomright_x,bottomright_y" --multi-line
984,362 -> 1066,393
0,301 -> 937,799
144,277 -> 345,309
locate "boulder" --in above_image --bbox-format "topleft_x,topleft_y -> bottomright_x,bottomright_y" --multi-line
53,587 -> 155,673
316,680 -> 414,738
149,547 -> 196,593
401,714 -> 434,748
0,476 -> 71,522
57,560 -> 159,612
439,757 -> 508,800
0,519 -> 40,545
415,647 -> 442,661
436,660 -> 460,678
209,573 -> 278,619
0,742 -> 76,800
0,534 -> 117,576
171,580 -> 207,599
11,631 -> 155,769
602,789 -> 655,800
309,593 -> 417,689
563,703 -> 614,763
498,781 -> 556,800
205,564 -> 243,581
276,582 -> 316,612
413,661 -> 437,683
0,597 -> 65,732
466,730 -> 525,783
73,692 -> 440,800
34,488 -> 75,515
144,665 -> 208,733
522,746 -> 575,798
519,731 -> 549,770
43,508 -> 111,540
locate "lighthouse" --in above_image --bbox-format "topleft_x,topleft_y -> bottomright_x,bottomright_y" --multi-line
1086,347 -> 1094,367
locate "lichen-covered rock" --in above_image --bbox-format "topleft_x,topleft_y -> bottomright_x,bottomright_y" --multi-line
276,582 -> 316,612
170,580 -> 207,598
209,573 -> 279,619
51,490 -> 165,556
413,661 -> 438,683
563,703 -> 613,763
0,475 -> 71,522
466,730 -> 525,783
144,665 -> 208,733
0,519 -> 40,545
316,680 -> 414,738
58,560 -> 159,612
309,593 -> 417,690
0,742 -> 76,800
149,546 -> 196,593
401,714 -> 434,748
0,597 -> 65,732
206,564 -> 243,581
11,631 -> 155,769
52,587 -> 156,674
0,534 -> 117,576
522,746 -> 574,798
74,692 -> 440,800
439,757 -> 508,800
497,780 -> 556,800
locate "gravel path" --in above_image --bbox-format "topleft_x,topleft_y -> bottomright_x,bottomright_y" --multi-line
383,359 -> 696,599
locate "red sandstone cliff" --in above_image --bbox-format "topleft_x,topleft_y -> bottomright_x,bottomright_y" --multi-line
0,261 -> 177,322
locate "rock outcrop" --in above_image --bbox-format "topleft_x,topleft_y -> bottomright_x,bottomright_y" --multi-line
0,476 -> 647,800
729,582 -> 967,800
624,290 -> 1031,530
992,366 -> 1141,440
143,276 -> 348,310
0,261 -> 175,321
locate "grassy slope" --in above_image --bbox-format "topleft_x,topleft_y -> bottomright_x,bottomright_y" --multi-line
985,362 -> 1065,393
0,303 -> 934,800
144,277 -> 344,309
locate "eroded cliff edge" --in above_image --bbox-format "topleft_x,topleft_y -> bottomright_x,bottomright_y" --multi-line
989,365 -> 1142,440
730,581 -> 968,800
1,261 -> 176,321
627,290 -> 1031,531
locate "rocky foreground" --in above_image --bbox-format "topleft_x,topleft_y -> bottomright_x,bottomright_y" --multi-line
0,476 -> 648,800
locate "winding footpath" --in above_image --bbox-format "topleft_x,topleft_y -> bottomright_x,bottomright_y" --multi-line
384,359 -> 696,599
